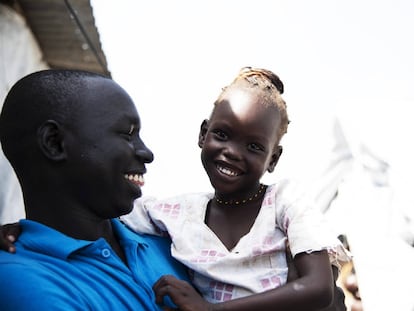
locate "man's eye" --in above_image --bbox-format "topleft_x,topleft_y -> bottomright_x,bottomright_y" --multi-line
122,125 -> 135,140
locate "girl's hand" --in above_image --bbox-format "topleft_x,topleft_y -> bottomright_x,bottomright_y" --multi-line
0,223 -> 21,253
153,275 -> 213,311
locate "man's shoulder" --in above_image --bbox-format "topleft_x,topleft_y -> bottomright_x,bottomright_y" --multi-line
0,248 -> 39,267
0,252 -> 86,310
0,248 -> 65,281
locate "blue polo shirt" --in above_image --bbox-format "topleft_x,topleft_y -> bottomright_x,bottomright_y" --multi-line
0,218 -> 190,310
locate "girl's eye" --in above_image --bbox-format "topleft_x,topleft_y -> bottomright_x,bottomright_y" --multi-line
213,130 -> 227,140
248,143 -> 264,152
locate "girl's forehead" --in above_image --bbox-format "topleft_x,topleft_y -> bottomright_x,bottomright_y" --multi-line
212,88 -> 281,139
214,88 -> 273,117
221,89 -> 255,114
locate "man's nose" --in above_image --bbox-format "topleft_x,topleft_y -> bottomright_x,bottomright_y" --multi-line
134,140 -> 154,163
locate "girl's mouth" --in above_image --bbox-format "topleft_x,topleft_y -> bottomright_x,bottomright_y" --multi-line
216,164 -> 241,177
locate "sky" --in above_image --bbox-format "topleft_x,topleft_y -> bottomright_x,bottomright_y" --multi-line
91,0 -> 414,199
90,1 -> 414,309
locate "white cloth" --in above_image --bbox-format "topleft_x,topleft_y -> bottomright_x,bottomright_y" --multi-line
310,114 -> 414,311
122,179 -> 350,303
0,4 -> 48,224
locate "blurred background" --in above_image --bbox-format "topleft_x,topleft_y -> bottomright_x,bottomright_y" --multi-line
1,1 -> 413,310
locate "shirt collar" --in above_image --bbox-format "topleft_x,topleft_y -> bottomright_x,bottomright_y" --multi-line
113,218 -> 149,247
18,218 -> 148,259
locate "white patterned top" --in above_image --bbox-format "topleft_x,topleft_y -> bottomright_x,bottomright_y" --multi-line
121,179 -> 351,303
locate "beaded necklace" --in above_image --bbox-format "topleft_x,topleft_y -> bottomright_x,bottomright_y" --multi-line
214,184 -> 266,206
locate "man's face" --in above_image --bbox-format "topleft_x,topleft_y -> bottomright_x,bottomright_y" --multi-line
64,78 -> 154,219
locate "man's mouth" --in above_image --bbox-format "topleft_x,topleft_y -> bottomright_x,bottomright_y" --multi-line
124,174 -> 145,187
216,164 -> 241,177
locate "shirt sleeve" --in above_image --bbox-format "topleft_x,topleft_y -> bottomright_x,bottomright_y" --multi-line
120,196 -> 167,236
275,180 -> 351,268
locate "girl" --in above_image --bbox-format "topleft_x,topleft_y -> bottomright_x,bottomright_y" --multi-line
122,67 -> 351,310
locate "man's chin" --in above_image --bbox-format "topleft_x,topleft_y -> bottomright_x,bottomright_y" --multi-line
121,202 -> 136,216
113,199 -> 137,218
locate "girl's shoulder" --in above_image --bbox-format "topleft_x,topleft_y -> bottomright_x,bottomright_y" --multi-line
266,178 -> 309,204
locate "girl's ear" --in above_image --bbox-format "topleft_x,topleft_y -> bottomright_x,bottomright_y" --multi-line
198,119 -> 209,148
37,120 -> 67,161
267,145 -> 283,173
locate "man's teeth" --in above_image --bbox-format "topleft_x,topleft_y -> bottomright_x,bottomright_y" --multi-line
124,174 -> 144,186
217,165 -> 239,176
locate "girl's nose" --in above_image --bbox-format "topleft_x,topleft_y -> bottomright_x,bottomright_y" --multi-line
222,142 -> 242,161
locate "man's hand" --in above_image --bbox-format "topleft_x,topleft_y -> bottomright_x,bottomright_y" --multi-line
153,275 -> 213,311
0,223 -> 21,253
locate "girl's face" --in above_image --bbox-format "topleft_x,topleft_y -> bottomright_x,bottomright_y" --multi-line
199,88 -> 282,201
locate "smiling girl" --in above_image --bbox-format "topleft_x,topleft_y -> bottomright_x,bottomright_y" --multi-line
122,67 -> 351,311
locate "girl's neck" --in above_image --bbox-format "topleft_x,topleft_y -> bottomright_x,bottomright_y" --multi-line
214,183 -> 266,207
206,185 -> 267,251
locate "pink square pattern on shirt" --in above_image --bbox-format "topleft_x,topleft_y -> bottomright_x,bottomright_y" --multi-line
262,195 -> 273,207
260,274 -> 282,289
252,234 -> 286,256
283,215 -> 290,230
153,203 -> 181,219
191,249 -> 225,263
209,281 -> 234,302
262,189 -> 276,207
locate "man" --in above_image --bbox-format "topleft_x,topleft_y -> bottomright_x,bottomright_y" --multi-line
0,69 -> 189,310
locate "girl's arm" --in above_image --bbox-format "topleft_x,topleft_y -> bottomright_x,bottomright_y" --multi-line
153,250 -> 334,311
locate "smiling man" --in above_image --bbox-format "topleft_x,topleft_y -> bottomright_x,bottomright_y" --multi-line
0,70 -> 189,310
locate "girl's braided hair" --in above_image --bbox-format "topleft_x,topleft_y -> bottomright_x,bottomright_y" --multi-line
218,67 -> 290,142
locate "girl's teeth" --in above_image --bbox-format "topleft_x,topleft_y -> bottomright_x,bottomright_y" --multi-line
218,166 -> 237,176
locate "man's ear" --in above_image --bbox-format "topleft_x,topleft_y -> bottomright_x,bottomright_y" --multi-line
198,119 -> 209,148
267,145 -> 283,173
37,120 -> 67,161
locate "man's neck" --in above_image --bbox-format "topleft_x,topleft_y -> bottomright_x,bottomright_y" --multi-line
27,206 -> 113,240
28,210 -> 128,265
